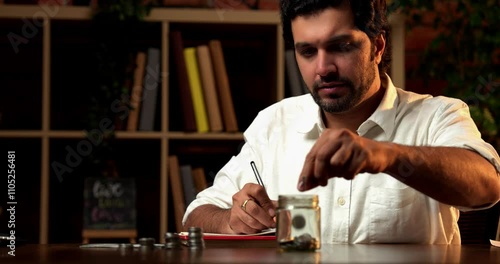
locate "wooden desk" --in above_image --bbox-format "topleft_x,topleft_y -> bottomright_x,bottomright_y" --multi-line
1,243 -> 498,263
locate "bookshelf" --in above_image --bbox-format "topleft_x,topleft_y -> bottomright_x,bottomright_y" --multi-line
0,5 -> 284,244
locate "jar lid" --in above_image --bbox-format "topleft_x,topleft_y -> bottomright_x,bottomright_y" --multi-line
278,194 -> 318,208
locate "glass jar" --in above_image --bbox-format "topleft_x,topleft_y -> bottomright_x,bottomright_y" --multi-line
276,194 -> 321,251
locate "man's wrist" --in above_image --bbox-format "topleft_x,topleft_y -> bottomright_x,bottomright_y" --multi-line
218,209 -> 234,234
383,142 -> 408,177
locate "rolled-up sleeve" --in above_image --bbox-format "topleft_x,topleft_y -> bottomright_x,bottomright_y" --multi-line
429,98 -> 500,210
430,98 -> 500,173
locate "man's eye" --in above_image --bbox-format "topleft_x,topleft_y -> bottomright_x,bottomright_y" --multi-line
338,42 -> 353,52
328,42 -> 354,53
298,48 -> 316,58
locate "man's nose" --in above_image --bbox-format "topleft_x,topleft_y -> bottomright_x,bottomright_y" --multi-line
315,50 -> 337,77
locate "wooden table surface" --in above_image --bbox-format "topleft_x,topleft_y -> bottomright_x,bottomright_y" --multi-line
1,243 -> 499,263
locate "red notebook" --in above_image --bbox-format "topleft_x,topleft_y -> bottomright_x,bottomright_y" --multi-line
178,228 -> 276,241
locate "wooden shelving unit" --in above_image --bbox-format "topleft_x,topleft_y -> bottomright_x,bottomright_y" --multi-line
0,5 -> 284,244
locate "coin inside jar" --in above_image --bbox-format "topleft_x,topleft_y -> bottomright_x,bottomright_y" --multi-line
292,214 -> 306,229
276,195 -> 321,251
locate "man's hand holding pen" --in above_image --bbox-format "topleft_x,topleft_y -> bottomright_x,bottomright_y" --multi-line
226,162 -> 276,234
229,183 -> 277,234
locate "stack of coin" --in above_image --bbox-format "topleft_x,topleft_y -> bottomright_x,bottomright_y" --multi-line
164,232 -> 182,249
138,237 -> 155,251
187,227 -> 204,249
118,243 -> 134,250
118,243 -> 134,257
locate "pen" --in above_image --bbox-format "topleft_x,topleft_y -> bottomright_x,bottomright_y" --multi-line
250,161 -> 265,189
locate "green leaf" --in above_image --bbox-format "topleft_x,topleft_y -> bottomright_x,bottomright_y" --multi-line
481,108 -> 498,137
470,13 -> 482,27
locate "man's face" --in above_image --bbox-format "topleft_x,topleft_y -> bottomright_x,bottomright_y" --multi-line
291,5 -> 382,113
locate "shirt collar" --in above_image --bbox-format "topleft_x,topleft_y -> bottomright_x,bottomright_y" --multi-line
294,74 -> 399,138
358,74 -> 399,137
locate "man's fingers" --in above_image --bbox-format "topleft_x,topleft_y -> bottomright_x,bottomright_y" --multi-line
240,199 -> 275,229
300,137 -> 343,191
234,183 -> 276,229
249,185 -> 276,217
299,129 -> 383,189
249,193 -> 277,228
298,151 -> 317,191
313,140 -> 341,178
229,212 -> 262,234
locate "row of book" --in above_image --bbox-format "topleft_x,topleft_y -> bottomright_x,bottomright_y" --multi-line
118,47 -> 161,132
171,31 -> 239,133
168,155 -> 209,232
115,33 -> 240,133
99,44 -> 301,134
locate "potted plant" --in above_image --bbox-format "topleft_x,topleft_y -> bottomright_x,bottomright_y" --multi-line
85,0 -> 154,177
387,0 -> 499,151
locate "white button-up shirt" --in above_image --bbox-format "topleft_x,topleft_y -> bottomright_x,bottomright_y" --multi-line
183,76 -> 500,244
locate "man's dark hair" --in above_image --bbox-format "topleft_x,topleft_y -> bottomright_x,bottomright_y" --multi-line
280,0 -> 392,75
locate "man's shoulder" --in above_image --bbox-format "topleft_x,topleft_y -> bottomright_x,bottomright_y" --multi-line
396,88 -> 466,109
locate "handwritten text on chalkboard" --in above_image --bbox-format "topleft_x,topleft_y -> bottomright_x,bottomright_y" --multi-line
83,178 -> 136,230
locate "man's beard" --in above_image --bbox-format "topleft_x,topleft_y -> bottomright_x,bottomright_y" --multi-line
310,63 -> 376,113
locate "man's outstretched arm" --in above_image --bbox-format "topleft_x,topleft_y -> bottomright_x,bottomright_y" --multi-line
298,128 -> 500,209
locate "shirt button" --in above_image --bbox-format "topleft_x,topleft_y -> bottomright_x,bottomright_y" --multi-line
338,197 -> 346,206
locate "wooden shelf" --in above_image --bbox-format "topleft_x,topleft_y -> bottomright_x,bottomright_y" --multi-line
0,5 -> 280,24
147,7 -> 280,24
0,5 -> 92,20
168,131 -> 243,140
0,130 -> 46,138
0,4 -> 284,244
0,130 -> 244,140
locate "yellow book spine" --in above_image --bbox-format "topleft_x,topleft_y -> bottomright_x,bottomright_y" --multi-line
184,47 -> 209,133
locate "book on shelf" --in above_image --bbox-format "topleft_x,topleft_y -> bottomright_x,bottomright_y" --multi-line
127,51 -> 147,132
208,40 -> 239,132
163,0 -> 211,8
196,45 -> 224,132
191,167 -> 208,194
285,49 -> 308,97
114,52 -> 136,131
184,47 -> 210,133
180,164 -> 197,208
170,31 -> 197,132
138,47 -> 160,131
168,155 -> 185,232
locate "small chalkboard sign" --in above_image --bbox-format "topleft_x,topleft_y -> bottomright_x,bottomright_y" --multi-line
83,177 -> 136,230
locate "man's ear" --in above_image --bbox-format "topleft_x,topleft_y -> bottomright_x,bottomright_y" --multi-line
374,32 -> 386,65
